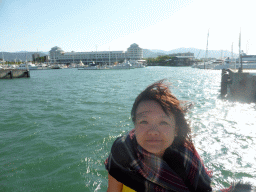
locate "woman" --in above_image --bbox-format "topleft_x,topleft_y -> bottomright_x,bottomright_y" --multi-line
105,80 -> 252,192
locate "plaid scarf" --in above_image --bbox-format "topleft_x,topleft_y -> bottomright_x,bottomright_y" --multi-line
105,129 -> 213,192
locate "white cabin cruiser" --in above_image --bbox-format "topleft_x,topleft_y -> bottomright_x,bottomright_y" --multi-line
18,62 -> 38,70
214,54 -> 256,70
109,61 -> 134,69
78,63 -> 100,70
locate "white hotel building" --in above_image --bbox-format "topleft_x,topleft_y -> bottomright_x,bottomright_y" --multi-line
49,43 -> 143,65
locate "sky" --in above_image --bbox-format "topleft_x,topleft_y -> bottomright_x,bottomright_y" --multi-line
1,0 -> 256,54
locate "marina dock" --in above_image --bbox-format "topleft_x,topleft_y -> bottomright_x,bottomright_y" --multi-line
221,68 -> 256,102
0,69 -> 30,79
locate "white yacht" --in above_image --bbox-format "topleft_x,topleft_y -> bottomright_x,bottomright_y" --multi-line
51,64 -> 62,69
37,63 -> 51,70
78,62 -> 111,70
109,60 -> 134,70
77,60 -> 85,68
17,62 -> 38,70
213,54 -> 256,70
130,60 -> 146,68
78,63 -> 101,70
192,59 -> 224,69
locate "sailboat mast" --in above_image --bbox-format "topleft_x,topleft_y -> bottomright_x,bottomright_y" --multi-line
1,51 -> 4,63
246,40 -> 249,54
25,51 -> 28,70
204,29 -> 209,69
231,42 -> 234,69
96,45 -> 97,65
109,47 -> 110,66
239,28 -> 242,71
231,43 -> 233,59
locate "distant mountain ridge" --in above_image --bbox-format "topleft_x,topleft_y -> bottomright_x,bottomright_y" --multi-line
143,47 -> 239,59
0,52 -> 48,62
1,48 -> 239,61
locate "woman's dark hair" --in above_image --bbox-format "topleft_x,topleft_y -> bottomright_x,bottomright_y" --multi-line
131,80 -> 192,147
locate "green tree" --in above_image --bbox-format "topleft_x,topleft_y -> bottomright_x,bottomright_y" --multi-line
146,56 -> 180,66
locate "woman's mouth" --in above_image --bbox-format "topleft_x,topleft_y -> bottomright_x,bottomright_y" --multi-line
146,140 -> 162,144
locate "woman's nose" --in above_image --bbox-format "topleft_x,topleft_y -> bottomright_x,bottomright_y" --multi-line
147,124 -> 159,136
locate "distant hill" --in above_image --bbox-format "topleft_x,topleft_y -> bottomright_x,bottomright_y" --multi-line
143,47 -> 239,59
143,49 -> 167,58
0,52 -> 48,62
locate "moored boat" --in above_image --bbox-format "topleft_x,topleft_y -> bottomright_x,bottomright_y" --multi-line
109,60 -> 134,70
214,54 -> 256,70
51,64 -> 62,69
17,62 -> 38,70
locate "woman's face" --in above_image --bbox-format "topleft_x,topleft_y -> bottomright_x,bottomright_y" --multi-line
134,100 -> 176,158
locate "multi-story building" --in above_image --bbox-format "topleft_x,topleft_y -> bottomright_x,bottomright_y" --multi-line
126,43 -> 143,60
169,52 -> 195,66
32,53 -> 40,62
49,44 -> 143,64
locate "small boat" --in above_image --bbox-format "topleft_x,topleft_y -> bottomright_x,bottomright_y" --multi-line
37,63 -> 51,70
51,64 -> 62,69
78,61 -> 110,70
130,60 -> 146,68
77,60 -> 85,68
109,60 -> 135,70
78,63 -> 99,70
213,53 -> 256,70
17,62 -> 38,70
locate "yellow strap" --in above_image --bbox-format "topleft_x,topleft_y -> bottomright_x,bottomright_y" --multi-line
122,184 -> 136,192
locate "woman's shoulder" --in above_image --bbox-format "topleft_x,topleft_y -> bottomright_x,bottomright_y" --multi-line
109,129 -> 137,166
122,185 -> 136,192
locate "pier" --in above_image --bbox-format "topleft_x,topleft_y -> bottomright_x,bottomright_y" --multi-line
221,68 -> 256,102
0,69 -> 30,79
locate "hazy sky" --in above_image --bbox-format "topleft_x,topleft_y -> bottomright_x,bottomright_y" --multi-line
1,0 -> 255,54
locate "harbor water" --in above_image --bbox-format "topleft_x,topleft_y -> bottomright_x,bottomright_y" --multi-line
1,67 -> 255,191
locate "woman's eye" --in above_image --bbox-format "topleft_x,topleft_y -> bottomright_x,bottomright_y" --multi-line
139,121 -> 148,124
160,121 -> 169,125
